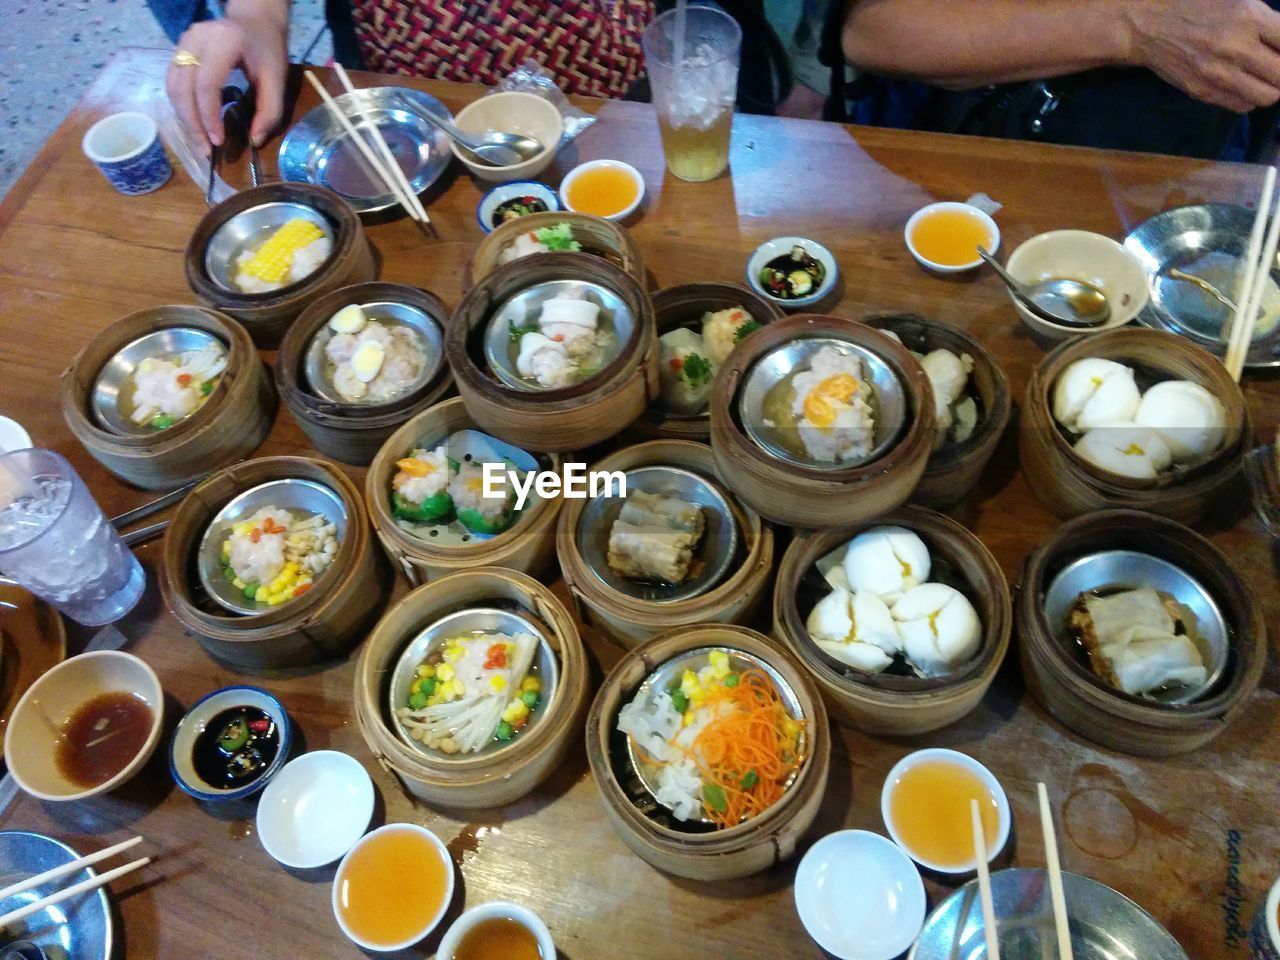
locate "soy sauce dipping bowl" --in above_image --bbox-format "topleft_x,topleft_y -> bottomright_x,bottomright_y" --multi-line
737,336 -> 907,471
302,301 -> 445,406
746,236 -> 838,309
387,607 -> 560,761
203,201 -> 335,294
169,685 -> 292,802
575,465 -> 740,604
196,477 -> 349,616
91,327 -> 228,436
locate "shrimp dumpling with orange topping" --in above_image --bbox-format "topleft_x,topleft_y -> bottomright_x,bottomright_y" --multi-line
391,447 -> 456,523
791,345 -> 876,462
448,459 -> 518,535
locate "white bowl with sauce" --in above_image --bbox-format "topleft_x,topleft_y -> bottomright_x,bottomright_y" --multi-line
4,651 -> 164,802
904,202 -> 1000,274
437,901 -> 556,960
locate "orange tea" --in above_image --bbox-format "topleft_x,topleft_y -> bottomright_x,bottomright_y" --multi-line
336,826 -> 451,948
888,757 -> 1000,870
565,164 -> 640,218
910,207 -> 991,267
454,916 -> 543,960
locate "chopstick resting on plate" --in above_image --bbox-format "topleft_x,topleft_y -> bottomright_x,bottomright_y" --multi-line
0,836 -> 150,929
1037,783 -> 1073,960
1224,165 -> 1279,381
970,798 -> 1000,960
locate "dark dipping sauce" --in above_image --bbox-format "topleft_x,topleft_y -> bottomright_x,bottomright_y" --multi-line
56,691 -> 154,788
192,706 -> 280,789
491,195 -> 549,228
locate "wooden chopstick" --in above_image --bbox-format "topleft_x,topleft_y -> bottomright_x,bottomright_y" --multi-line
0,856 -> 150,929
303,72 -> 424,230
332,64 -> 432,227
1037,783 -> 1073,960
1225,166 -> 1277,381
970,798 -> 1000,960
0,836 -> 143,902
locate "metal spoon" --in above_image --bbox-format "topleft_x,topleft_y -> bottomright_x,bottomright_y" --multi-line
977,246 -> 1112,328
402,97 -> 543,166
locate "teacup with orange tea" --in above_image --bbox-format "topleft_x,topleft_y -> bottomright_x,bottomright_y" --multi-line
905,202 -> 1000,274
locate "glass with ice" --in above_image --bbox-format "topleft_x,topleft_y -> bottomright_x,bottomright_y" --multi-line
0,449 -> 144,625
643,4 -> 742,183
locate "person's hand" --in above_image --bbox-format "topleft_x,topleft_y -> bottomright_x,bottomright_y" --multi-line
166,0 -> 288,155
1127,0 -> 1280,113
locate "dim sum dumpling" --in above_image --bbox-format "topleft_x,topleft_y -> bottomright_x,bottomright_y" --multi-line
658,328 -> 715,415
892,582 -> 982,677
1073,423 -> 1172,479
1133,380 -> 1227,462
842,526 -> 931,603
920,349 -> 973,431
1073,588 -> 1208,696
1052,358 -> 1139,432
807,587 -> 901,673
701,307 -> 755,365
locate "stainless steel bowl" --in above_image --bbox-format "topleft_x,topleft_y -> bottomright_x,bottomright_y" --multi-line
0,831 -> 113,960
203,201 -> 335,294
910,868 -> 1187,960
736,336 -> 907,471
386,606 -> 560,761
624,646 -> 805,826
91,327 -> 227,436
303,301 -> 445,405
197,478 -> 348,616
483,279 -> 634,391
1042,549 -> 1229,705
575,465 -> 740,604
1124,203 -> 1280,369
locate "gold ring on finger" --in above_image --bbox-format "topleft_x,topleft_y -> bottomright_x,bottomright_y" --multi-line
172,50 -> 201,67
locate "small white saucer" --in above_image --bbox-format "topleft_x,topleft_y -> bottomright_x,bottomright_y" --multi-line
256,750 -> 374,869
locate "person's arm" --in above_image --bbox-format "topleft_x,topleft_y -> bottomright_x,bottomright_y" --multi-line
165,0 -> 289,155
841,0 -> 1280,113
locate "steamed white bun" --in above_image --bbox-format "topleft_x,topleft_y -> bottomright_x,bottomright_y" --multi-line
1052,358 -> 1139,432
1133,380 -> 1226,462
892,583 -> 982,677
807,587 -> 901,674
1073,423 -> 1172,479
842,526 -> 932,603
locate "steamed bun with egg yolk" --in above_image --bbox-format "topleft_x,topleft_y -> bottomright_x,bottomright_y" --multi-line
892,583 -> 982,677
1074,423 -> 1172,479
842,526 -> 931,603
1052,358 -> 1140,433
806,587 -> 902,673
1133,380 -> 1227,462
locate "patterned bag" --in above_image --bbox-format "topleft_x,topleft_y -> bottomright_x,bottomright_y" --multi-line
350,0 -> 656,98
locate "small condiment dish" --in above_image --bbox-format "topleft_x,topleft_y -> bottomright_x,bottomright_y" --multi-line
437,901 -> 556,960
794,829 -> 926,960
451,93 -> 563,183
880,748 -> 1010,874
169,684 -> 292,802
476,181 -> 560,234
904,201 -> 1000,274
746,236 -> 838,309
1006,230 -> 1148,341
256,750 -> 374,869
4,651 -> 164,802
559,159 -> 646,221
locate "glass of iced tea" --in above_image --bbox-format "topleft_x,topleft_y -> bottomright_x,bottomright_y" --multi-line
643,5 -> 741,183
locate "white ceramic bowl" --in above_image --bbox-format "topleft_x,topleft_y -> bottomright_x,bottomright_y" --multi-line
795,830 -> 926,960
4,651 -> 164,802
450,93 -> 563,183
332,823 -> 455,952
476,181 -> 560,234
0,415 -> 31,453
746,236 -> 839,309
559,159 -> 645,221
169,685 -> 292,802
437,901 -> 556,960
904,201 -> 1000,274
880,748 -> 1011,875
1005,229 -> 1149,341
256,750 -> 374,869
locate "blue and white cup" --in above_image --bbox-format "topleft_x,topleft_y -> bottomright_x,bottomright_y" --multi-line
1251,876 -> 1280,960
82,112 -> 171,196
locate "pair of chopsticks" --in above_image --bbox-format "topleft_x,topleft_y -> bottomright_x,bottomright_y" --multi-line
304,66 -> 435,238
0,836 -> 149,929
970,782 -> 1072,960
1225,165 -> 1280,381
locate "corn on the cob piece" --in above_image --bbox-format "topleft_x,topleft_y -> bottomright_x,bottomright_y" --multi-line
240,219 -> 324,284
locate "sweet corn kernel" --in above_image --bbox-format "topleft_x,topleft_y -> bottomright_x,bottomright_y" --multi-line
416,664 -> 435,678
240,218 -> 324,284
436,663 -> 456,683
489,675 -> 507,693
520,677 -> 541,693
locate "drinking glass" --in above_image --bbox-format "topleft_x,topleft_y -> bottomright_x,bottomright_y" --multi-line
0,449 -> 144,625
643,5 -> 742,183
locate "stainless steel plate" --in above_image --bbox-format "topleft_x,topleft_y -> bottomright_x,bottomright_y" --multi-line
484,279 -> 634,392
197,478 -> 348,616
1124,203 -> 1280,369
737,336 -> 907,471
278,87 -> 453,216
303,301 -> 445,405
91,327 -> 227,436
624,646 -> 805,826
1043,549 -> 1229,705
0,831 -> 113,960
910,868 -> 1187,960
575,466 -> 740,604
386,606 -> 559,762
203,201 -> 334,293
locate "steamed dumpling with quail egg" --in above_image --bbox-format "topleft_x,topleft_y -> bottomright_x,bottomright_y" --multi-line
842,526 -> 931,603
892,583 -> 982,677
1133,380 -> 1226,461
1074,423 -> 1172,479
1052,358 -> 1140,433
806,587 -> 902,673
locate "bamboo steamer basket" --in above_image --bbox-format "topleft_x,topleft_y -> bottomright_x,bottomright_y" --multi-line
353,567 -> 589,809
863,313 -> 1011,507
159,456 -> 392,669
585,624 -> 830,881
469,211 -> 646,288
365,398 -> 563,585
773,507 -> 1011,736
709,314 -> 936,528
60,305 -> 275,490
447,252 -> 659,451
1019,328 -> 1248,524
557,440 -> 774,649
1016,509 -> 1265,756
629,283 -> 786,442
276,282 -> 454,465
185,184 -> 377,348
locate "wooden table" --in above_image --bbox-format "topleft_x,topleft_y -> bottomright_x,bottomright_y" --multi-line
1,48 -> 1276,960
